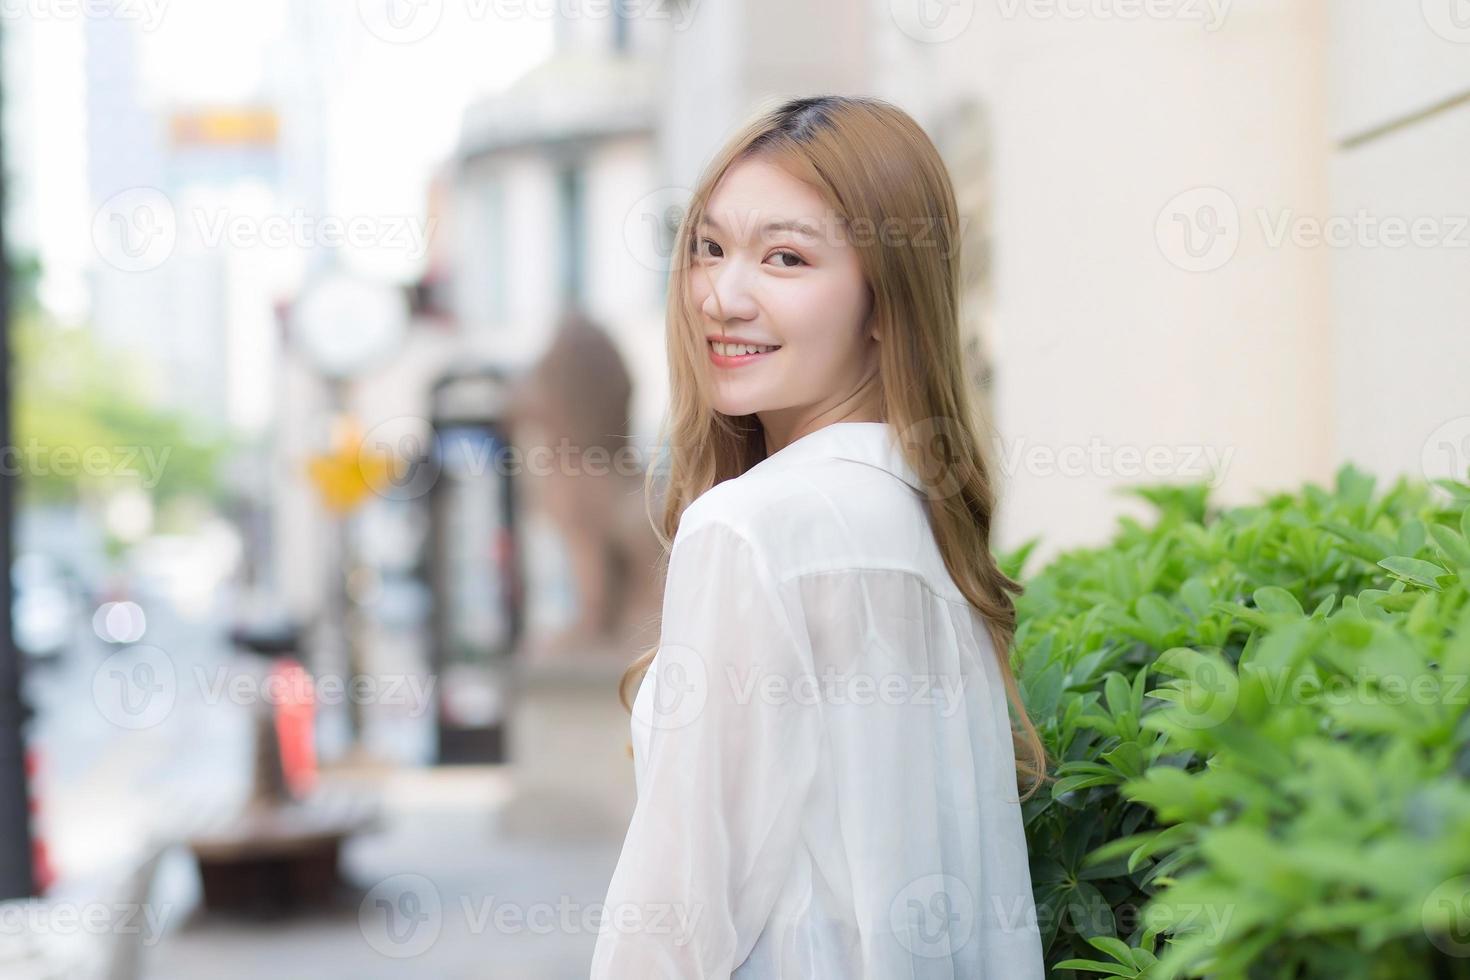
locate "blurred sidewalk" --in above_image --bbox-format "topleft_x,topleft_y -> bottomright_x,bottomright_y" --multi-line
146,764 -> 623,980
23,597 -> 634,979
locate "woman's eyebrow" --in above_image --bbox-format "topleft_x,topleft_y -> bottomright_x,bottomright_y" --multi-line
699,214 -> 823,239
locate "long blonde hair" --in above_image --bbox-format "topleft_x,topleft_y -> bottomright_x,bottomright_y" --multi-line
622,95 -> 1049,800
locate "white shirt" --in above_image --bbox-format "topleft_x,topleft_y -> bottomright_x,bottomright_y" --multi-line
590,421 -> 1045,979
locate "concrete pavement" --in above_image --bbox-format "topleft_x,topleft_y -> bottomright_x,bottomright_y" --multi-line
146,765 -> 624,980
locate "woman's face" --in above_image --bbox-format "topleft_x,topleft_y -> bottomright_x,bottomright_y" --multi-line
690,157 -> 880,445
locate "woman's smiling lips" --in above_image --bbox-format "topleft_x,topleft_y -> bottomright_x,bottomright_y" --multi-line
707,337 -> 782,369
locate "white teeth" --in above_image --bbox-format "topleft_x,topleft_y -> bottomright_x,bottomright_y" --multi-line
711,341 -> 779,356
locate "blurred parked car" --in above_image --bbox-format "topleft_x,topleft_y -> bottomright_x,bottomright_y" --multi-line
12,553 -> 83,663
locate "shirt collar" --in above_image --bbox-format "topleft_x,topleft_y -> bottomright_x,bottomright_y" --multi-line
745,421 -> 924,492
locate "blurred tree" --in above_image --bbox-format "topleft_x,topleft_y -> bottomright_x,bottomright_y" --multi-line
10,253 -> 231,507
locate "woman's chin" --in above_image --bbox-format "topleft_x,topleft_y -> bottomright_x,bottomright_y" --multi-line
710,392 -> 765,419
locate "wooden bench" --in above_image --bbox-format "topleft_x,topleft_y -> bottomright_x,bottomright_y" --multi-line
186,786 -> 380,916
182,706 -> 381,917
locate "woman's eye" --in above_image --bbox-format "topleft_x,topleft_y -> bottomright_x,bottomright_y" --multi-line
692,239 -> 802,267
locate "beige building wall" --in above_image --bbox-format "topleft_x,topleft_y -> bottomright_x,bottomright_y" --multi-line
1327,2 -> 1470,489
875,1 -> 1338,562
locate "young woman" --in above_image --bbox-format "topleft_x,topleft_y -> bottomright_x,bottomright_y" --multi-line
591,95 -> 1048,978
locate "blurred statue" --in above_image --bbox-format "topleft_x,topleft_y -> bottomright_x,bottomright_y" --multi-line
507,310 -> 663,661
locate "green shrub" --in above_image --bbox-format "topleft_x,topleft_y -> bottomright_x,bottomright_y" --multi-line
1007,464 -> 1470,979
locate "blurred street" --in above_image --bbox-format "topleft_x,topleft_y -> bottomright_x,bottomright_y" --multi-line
22,592 -> 626,978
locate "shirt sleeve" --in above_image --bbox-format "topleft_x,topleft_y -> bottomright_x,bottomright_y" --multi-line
590,517 -> 822,978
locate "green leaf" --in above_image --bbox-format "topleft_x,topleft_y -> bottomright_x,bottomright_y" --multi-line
1105,671 -> 1136,721
1086,935 -> 1139,967
1208,600 -> 1272,631
1052,773 -> 1123,798
1432,523 -> 1470,570
1334,464 -> 1376,507
1252,585 -> 1304,617
1067,881 -> 1116,939
1126,823 -> 1193,874
1321,521 -> 1395,562
1377,556 -> 1451,590
1396,519 -> 1426,556
1432,478 -> 1470,502
1101,742 -> 1146,779
1136,594 -> 1177,640
1053,959 -> 1136,977
1022,658 -> 1065,721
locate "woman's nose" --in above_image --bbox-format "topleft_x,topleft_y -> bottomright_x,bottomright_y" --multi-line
701,259 -> 759,322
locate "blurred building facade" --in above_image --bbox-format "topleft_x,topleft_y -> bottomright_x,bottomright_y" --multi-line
447,8 -> 667,442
